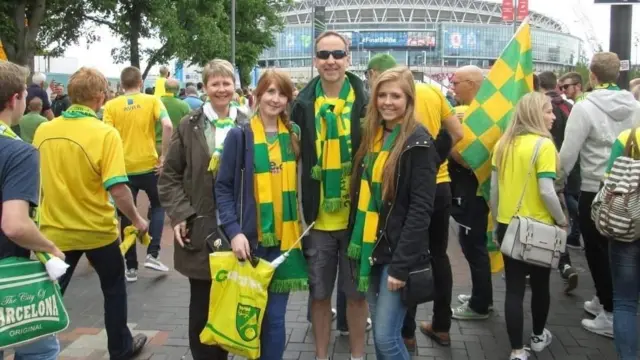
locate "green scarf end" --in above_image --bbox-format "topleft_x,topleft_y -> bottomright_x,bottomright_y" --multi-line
357,277 -> 369,292
260,233 -> 279,247
322,198 -> 342,213
311,165 -> 322,181
269,278 -> 309,293
341,163 -> 352,176
347,243 -> 361,260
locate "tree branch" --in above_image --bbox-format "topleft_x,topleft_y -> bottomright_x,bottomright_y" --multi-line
141,43 -> 169,80
27,0 -> 46,43
84,15 -> 118,32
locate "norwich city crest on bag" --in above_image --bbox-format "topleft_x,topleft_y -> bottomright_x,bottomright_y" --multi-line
236,303 -> 260,342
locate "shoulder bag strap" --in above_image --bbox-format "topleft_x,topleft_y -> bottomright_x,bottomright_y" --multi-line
623,127 -> 639,160
512,137 -> 545,216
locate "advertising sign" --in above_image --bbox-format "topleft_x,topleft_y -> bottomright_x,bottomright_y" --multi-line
502,0 -> 514,21
517,0 -> 529,20
342,31 -> 436,49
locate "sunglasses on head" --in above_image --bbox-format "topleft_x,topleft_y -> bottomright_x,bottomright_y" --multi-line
316,50 -> 348,60
561,83 -> 578,90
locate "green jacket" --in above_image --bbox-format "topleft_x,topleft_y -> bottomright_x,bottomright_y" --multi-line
19,112 -> 47,144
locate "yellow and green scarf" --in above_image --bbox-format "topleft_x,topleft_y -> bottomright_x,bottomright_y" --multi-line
313,79 -> 355,212
348,125 -> 400,291
62,104 -> 99,119
251,115 -> 308,292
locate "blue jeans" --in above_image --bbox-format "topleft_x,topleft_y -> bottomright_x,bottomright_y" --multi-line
610,240 -> 640,360
119,171 -> 165,269
367,265 -> 410,360
0,335 -> 59,360
254,245 -> 290,360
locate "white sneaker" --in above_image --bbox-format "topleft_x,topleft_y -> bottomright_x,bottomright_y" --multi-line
125,268 -> 138,282
581,311 -> 613,338
509,349 -> 528,360
584,296 -> 604,316
457,294 -> 494,312
144,254 -> 169,272
530,328 -> 552,352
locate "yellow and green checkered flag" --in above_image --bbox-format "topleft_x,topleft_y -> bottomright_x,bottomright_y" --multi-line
454,19 -> 533,272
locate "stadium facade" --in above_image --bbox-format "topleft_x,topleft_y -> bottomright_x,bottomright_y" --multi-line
257,0 -> 583,82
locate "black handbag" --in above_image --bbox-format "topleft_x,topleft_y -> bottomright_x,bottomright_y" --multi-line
400,255 -> 435,307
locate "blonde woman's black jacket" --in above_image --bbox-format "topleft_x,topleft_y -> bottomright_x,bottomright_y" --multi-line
348,125 -> 438,282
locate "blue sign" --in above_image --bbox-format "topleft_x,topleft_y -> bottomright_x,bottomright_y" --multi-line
344,31 -> 436,49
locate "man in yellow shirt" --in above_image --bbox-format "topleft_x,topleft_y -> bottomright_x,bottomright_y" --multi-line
154,65 -> 170,97
366,54 -> 464,348
104,66 -> 173,282
33,67 -> 150,358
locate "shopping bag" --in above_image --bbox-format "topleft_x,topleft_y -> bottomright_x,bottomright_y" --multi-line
0,257 -> 69,350
200,252 -> 275,359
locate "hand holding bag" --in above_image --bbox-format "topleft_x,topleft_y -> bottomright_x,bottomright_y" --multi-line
499,138 -> 567,269
400,254 -> 435,307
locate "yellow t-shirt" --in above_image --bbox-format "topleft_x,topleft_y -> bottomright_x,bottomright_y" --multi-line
491,134 -> 557,225
103,93 -> 168,175
314,98 -> 351,231
414,84 -> 455,184
33,116 -> 129,251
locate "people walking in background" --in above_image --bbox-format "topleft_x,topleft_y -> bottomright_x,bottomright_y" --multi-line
557,52 -> 640,338
491,92 -> 567,360
103,66 -> 174,282
537,71 -> 579,294
33,67 -> 150,359
292,31 -> 369,360
19,97 -> 47,144
158,59 -> 245,360
154,65 -> 170,97
157,78 -> 190,155
184,85 -> 204,110
350,66 -> 437,360
448,65 -> 494,321
51,83 -> 71,117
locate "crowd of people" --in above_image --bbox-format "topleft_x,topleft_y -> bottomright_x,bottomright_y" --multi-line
1,29 -> 640,360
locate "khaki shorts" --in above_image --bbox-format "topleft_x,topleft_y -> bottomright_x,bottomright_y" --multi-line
302,229 -> 365,301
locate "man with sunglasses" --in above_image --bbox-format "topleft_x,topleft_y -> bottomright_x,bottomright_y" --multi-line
559,72 -> 586,104
291,31 -> 369,360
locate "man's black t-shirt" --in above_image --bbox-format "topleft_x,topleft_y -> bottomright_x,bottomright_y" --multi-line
25,84 -> 51,116
0,136 -> 40,260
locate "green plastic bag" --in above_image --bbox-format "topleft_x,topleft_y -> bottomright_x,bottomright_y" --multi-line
0,257 -> 69,350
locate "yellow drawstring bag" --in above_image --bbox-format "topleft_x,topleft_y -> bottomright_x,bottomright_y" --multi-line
200,252 -> 275,359
487,211 -> 505,273
119,225 -> 151,255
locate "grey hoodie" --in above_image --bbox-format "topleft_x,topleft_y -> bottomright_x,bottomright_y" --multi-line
558,89 -> 640,192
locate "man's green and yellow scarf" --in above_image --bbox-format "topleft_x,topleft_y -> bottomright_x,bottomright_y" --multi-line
348,125 -> 400,291
313,79 -> 355,212
251,115 -> 308,292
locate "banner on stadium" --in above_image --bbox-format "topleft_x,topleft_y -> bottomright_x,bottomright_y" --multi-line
517,0 -> 529,21
502,0 -> 514,21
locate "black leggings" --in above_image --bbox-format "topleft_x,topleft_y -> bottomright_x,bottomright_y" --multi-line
497,223 -> 551,350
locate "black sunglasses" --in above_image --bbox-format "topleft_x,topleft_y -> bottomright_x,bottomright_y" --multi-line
316,50 -> 348,60
561,83 -> 578,90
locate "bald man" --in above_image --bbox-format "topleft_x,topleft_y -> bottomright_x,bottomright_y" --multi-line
448,65 -> 494,322
158,78 -> 190,154
19,97 -> 47,144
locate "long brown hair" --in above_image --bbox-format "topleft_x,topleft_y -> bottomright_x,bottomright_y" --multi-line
254,70 -> 300,159
353,67 -> 418,201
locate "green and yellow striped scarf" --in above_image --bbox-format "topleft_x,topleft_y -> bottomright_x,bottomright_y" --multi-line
313,79 -> 355,212
348,125 -> 400,291
251,115 -> 308,292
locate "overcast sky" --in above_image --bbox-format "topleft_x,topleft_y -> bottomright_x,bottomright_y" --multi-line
64,0 -> 640,78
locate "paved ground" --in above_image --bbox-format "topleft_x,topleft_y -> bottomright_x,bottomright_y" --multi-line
5,197 -> 624,360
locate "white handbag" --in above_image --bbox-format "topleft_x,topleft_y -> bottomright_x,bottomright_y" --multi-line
500,138 -> 567,269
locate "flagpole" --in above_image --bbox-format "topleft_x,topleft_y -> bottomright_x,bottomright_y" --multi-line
513,0 -> 518,34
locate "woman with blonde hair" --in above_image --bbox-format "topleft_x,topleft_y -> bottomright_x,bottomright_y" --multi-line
215,69 -> 308,359
490,92 -> 568,360
158,59 -> 247,360
348,66 -> 437,360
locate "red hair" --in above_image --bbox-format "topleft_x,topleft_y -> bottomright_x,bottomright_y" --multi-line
254,70 -> 300,158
